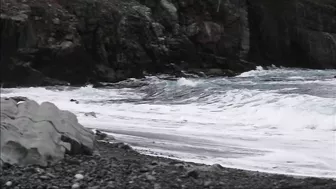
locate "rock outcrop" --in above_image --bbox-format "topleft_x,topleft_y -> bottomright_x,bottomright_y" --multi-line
1,0 -> 335,87
0,97 -> 95,166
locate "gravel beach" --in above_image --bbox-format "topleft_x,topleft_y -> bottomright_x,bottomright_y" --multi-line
1,141 -> 335,189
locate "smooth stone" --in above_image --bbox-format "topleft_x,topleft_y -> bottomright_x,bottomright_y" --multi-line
74,173 -> 84,180
72,183 -> 80,189
5,181 -> 13,186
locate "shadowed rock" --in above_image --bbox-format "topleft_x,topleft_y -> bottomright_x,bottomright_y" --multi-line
248,0 -> 336,68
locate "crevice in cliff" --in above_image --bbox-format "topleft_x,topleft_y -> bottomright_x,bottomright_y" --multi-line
246,0 -> 336,69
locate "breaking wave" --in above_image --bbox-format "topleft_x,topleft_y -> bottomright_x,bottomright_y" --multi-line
2,68 -> 336,178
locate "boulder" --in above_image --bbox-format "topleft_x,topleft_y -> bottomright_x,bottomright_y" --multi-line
0,97 -> 95,166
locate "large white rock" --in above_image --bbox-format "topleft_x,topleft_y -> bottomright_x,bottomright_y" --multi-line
0,97 -> 95,166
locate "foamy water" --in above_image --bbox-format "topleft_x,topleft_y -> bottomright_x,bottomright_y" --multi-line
1,68 -> 336,178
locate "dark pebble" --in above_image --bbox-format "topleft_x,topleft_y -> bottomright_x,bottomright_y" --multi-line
186,169 -> 199,179
70,99 -> 79,104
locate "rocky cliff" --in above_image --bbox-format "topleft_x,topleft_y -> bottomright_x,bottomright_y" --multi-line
1,0 -> 335,87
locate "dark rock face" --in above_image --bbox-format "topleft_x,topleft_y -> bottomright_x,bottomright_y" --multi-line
0,0 -> 255,86
1,0 -> 335,87
248,0 -> 336,68
0,0 -> 97,87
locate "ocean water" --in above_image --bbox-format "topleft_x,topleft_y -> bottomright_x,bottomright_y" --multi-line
2,67 -> 336,178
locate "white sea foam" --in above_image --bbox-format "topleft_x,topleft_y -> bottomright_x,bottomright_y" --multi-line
1,69 -> 336,178
236,66 -> 264,77
176,78 -> 199,87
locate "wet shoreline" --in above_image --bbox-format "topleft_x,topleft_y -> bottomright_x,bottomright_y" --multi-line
1,141 -> 335,189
